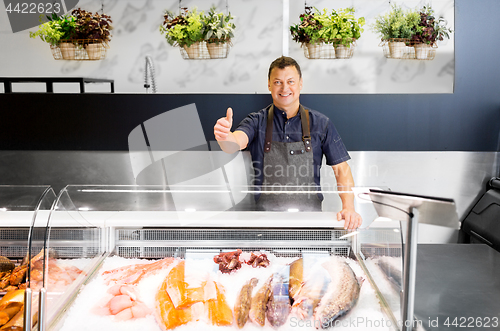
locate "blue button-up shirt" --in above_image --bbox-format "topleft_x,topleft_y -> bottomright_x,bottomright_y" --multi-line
236,104 -> 351,188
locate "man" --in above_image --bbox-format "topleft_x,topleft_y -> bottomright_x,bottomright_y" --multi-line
214,56 -> 362,229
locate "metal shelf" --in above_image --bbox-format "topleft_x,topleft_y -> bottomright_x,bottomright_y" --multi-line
0,77 -> 114,93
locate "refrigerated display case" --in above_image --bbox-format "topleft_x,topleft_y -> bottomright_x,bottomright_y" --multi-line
0,185 -> 56,331
31,185 -> 459,331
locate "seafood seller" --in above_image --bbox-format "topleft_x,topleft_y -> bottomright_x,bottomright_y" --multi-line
214,56 -> 362,229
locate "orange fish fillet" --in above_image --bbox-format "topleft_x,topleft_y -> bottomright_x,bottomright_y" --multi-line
155,274 -> 192,330
165,261 -> 204,309
206,282 -> 233,326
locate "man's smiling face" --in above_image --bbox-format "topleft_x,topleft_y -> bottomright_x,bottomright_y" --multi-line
268,66 -> 303,114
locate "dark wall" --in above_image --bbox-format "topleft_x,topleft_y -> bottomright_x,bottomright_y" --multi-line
1,0 -> 499,152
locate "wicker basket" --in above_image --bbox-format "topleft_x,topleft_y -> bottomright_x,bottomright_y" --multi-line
50,39 -> 109,61
178,40 -> 232,60
380,38 -> 437,60
302,39 -> 357,60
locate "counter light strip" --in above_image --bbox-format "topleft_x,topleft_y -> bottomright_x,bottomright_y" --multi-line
240,190 -> 356,194
80,189 -> 355,194
81,189 -> 231,193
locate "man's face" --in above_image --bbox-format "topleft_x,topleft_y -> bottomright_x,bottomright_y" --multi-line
268,66 -> 303,111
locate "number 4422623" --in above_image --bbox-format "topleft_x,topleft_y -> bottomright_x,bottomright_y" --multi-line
5,2 -> 61,14
444,317 -> 499,328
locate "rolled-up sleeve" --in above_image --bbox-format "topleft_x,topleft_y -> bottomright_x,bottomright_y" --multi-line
322,119 -> 351,166
235,111 -> 261,145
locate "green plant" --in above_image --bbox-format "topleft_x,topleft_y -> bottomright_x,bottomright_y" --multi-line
411,5 -> 452,45
203,6 -> 235,45
29,13 -> 76,46
290,7 -> 332,45
290,6 -> 364,46
331,7 -> 365,47
371,4 -> 420,40
71,8 -> 113,42
160,7 -> 205,47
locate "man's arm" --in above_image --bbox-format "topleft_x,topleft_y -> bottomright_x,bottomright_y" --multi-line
214,107 -> 249,153
331,161 -> 362,230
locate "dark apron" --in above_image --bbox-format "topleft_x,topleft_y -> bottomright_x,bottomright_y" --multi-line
256,104 -> 322,212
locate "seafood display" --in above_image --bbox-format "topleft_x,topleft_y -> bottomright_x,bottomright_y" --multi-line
0,248 -> 86,331
206,282 -> 233,326
214,250 -> 270,274
0,256 -> 26,292
291,260 -> 331,319
249,275 -> 273,326
288,258 -> 303,300
244,253 -> 271,269
266,271 -> 291,328
59,252 -> 375,331
234,278 -> 258,329
93,284 -> 151,320
102,257 -> 175,285
314,256 -> 363,329
0,289 -> 24,329
156,270 -> 194,330
213,250 -> 243,274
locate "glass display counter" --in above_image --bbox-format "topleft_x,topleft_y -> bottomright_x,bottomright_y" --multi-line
0,185 -> 56,331
32,185 -> 458,331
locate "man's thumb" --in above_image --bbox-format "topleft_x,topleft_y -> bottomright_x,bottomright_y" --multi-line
226,107 -> 233,122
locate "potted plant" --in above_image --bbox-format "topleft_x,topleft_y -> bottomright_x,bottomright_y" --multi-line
331,8 -> 365,59
371,4 -> 420,58
160,7 -> 205,59
290,6 -> 333,59
29,13 -> 77,59
411,6 -> 452,59
71,8 -> 113,60
203,6 -> 235,59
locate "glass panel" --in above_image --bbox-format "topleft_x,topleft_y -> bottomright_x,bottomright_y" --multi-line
0,185 -> 56,331
358,219 -> 403,330
40,187 -> 106,330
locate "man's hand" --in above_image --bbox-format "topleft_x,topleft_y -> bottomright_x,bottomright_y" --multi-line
214,107 -> 233,141
337,208 -> 362,230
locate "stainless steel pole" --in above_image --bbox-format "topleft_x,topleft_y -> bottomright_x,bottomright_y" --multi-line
402,208 -> 418,331
23,288 -> 32,331
38,288 -> 47,331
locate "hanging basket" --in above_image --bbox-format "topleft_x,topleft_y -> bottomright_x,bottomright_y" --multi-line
379,38 -> 437,60
177,39 -> 232,60
50,39 -> 109,61
302,39 -> 356,59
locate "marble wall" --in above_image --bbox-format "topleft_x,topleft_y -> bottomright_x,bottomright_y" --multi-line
0,0 -> 454,93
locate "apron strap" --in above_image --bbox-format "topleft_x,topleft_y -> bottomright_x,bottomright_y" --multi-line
264,104 -> 274,153
264,104 -> 312,153
299,105 -> 312,153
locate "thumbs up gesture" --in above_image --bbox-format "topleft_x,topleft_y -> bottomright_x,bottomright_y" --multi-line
214,107 -> 233,141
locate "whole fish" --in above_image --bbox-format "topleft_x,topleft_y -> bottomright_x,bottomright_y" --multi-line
288,258 -> 303,300
314,256 -> 362,329
234,278 -> 258,328
249,275 -> 273,327
266,274 -> 291,327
